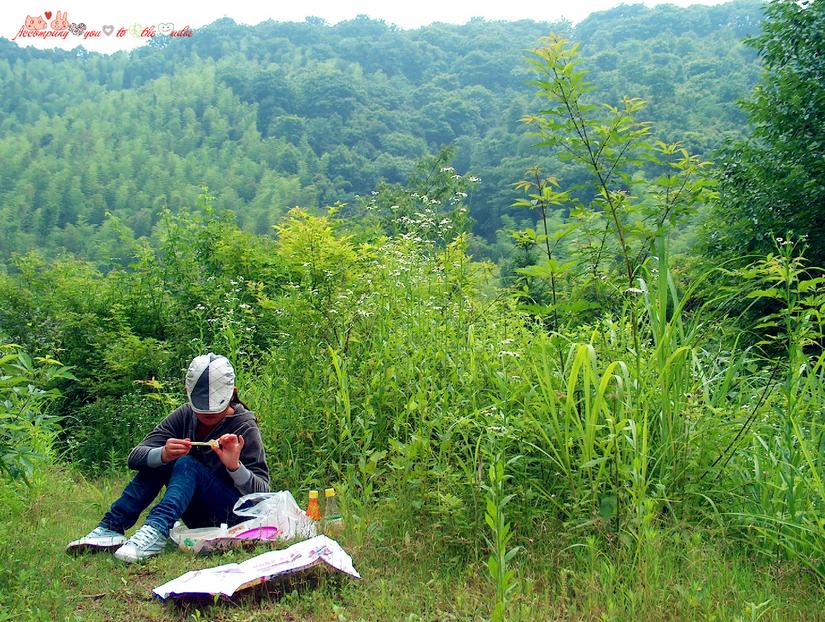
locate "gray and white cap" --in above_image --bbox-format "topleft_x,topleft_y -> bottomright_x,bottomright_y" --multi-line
185,353 -> 235,414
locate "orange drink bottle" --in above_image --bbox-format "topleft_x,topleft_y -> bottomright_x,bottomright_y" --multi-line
306,490 -> 321,521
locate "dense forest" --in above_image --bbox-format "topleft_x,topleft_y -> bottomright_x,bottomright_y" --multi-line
0,0 -> 763,261
1,1 -> 824,619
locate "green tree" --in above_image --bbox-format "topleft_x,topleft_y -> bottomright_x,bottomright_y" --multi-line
522,37 -> 712,296
706,0 -> 825,266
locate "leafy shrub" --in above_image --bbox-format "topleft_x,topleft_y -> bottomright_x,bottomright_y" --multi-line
64,392 -> 167,473
0,345 -> 75,480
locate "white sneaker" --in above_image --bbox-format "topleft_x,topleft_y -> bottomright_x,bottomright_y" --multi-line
113,524 -> 168,563
66,526 -> 126,554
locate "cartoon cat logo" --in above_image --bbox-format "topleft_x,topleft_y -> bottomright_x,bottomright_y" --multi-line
24,15 -> 47,31
51,11 -> 69,31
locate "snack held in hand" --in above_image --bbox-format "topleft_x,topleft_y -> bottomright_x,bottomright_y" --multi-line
189,439 -> 221,449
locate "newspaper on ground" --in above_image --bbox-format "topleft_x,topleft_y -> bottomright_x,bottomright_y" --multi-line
170,491 -> 317,554
153,535 -> 360,600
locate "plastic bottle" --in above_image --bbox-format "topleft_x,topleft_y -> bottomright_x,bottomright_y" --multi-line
324,488 -> 341,520
323,487 -> 343,536
306,490 -> 321,521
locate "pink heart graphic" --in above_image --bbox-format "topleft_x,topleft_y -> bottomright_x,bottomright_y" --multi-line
44,11 -> 52,19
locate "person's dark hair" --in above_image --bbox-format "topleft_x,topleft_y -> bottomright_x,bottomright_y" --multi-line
230,387 -> 251,412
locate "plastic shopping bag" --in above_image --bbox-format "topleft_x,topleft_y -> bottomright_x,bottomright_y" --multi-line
232,491 -> 317,540
170,491 -> 316,554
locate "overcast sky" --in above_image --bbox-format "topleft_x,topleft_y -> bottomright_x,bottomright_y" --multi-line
4,0 -> 733,54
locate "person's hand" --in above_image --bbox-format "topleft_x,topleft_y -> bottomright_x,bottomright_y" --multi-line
161,437 -> 191,463
212,433 -> 244,471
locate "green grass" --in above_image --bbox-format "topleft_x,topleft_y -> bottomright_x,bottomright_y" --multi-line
0,468 -> 822,622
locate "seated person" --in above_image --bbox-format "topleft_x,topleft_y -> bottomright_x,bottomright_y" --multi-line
67,353 -> 269,563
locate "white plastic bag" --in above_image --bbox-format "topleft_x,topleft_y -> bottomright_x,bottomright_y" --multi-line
232,491 -> 317,540
170,491 -> 316,554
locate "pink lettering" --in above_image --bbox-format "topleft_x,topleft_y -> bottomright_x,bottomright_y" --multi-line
12,27 -> 69,40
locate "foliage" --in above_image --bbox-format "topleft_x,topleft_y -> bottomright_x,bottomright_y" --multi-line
0,469 -> 822,621
65,392 -> 167,472
0,134 -> 820,587
521,36 -> 714,304
484,454 -> 521,622
0,6 -> 822,606
0,2 -> 763,261
0,345 -> 75,480
705,0 -> 825,268
357,146 -> 477,245
726,239 -> 825,579
0,189 -> 284,471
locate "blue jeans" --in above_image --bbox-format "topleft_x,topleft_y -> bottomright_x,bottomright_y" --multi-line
100,456 -> 242,537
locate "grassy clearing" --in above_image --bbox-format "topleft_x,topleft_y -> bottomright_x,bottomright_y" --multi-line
0,468 -> 821,622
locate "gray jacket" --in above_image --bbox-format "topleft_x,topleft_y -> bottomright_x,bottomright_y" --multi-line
127,401 -> 270,495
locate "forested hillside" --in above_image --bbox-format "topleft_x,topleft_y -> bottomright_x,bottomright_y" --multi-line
0,0 -> 762,261
1,2 -> 824,617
